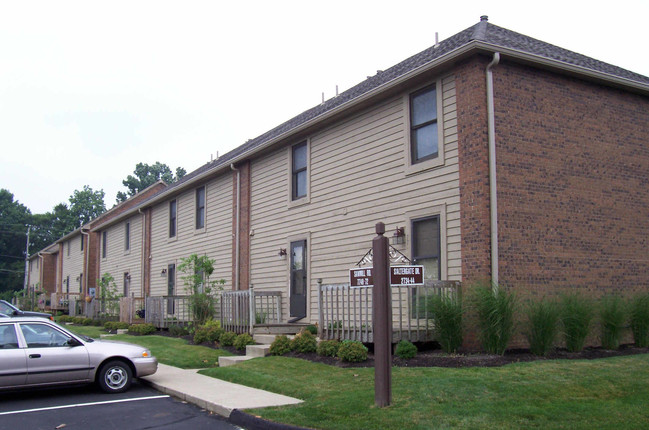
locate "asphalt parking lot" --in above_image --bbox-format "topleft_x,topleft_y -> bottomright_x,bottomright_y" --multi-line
0,382 -> 242,430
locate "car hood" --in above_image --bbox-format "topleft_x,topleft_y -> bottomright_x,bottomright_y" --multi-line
83,338 -> 151,357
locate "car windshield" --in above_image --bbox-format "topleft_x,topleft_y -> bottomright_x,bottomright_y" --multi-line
0,301 -> 16,314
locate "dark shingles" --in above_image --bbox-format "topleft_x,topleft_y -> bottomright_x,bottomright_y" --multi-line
159,19 -> 649,196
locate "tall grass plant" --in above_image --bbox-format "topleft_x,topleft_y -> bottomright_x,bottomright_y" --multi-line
629,293 -> 649,347
559,293 -> 593,352
471,282 -> 516,355
426,291 -> 463,353
599,296 -> 626,350
524,298 -> 560,356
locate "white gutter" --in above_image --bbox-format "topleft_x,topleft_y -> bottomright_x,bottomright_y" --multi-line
486,52 -> 500,287
230,164 -> 241,291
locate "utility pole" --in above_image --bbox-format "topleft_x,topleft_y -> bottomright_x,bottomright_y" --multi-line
23,225 -> 30,296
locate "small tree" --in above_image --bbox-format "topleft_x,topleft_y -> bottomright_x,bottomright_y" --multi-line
96,273 -> 122,317
178,254 -> 225,326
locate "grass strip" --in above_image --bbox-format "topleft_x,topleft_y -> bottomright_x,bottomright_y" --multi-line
201,355 -> 649,430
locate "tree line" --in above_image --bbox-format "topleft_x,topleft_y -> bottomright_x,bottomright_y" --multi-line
0,162 -> 185,299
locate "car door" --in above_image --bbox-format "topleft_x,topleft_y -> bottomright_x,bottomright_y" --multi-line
18,322 -> 91,386
0,323 -> 27,388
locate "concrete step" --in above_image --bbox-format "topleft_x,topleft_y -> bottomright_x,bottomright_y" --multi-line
253,323 -> 309,335
246,344 -> 270,358
218,355 -> 255,367
253,334 -> 278,344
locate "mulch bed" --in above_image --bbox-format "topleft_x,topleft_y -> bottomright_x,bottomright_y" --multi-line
156,330 -> 649,368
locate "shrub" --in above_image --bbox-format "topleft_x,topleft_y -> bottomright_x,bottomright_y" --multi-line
219,331 -> 237,347
560,293 -> 593,352
58,315 -> 73,323
128,323 -> 156,335
305,325 -> 318,335
524,298 -> 560,356
233,333 -> 255,351
291,330 -> 317,353
104,321 -> 129,331
316,339 -> 340,357
270,335 -> 292,356
426,292 -> 463,353
472,282 -> 516,355
82,318 -> 94,326
337,340 -> 368,362
169,324 -> 190,337
630,293 -> 649,347
600,296 -> 626,350
73,316 -> 86,325
192,319 -> 223,344
395,340 -> 417,359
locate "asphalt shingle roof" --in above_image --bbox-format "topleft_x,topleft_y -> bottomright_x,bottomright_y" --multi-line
149,17 -> 649,200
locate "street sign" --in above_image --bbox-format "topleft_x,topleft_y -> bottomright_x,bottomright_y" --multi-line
350,265 -> 424,287
349,268 -> 374,287
390,265 -> 424,286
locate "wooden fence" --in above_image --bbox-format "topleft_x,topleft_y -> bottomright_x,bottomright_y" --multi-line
318,281 -> 460,342
220,287 -> 282,333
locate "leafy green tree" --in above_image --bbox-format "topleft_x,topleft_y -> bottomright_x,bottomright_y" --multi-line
178,254 -> 225,326
68,185 -> 106,228
116,162 -> 186,203
0,189 -> 31,295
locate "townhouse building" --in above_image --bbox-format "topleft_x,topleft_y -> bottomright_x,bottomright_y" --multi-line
29,17 -> 649,345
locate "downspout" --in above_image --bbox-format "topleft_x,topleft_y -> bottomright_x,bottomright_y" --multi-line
231,164 -> 241,291
79,228 -> 89,297
486,52 -> 500,286
138,209 -> 146,298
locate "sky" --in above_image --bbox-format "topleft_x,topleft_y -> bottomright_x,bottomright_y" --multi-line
1,0 -> 648,214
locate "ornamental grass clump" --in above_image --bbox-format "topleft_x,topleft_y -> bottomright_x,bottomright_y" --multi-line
472,282 -> 516,355
524,298 -> 560,356
395,340 -> 417,359
630,293 -> 649,347
269,335 -> 292,356
560,293 -> 593,352
599,296 -> 626,350
426,292 -> 463,353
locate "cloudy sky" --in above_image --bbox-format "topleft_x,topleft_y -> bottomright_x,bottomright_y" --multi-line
1,0 -> 648,214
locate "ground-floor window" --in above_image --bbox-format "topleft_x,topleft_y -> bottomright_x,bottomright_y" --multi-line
412,215 -> 441,281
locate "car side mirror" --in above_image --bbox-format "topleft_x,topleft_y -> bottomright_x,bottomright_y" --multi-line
67,338 -> 82,347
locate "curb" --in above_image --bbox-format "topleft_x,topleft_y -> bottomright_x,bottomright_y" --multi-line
228,409 -> 312,430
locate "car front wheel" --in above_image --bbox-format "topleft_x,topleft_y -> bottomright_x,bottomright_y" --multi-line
98,360 -> 133,393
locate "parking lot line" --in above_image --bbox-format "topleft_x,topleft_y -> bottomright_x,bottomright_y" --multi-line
0,394 -> 170,416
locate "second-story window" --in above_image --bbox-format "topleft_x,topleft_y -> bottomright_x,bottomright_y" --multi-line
292,141 -> 307,200
195,186 -> 205,229
102,231 -> 107,259
80,235 -> 84,252
125,222 -> 130,251
169,199 -> 177,238
410,85 -> 438,164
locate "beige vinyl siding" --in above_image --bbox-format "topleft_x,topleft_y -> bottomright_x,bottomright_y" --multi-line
250,74 -> 460,323
28,257 -> 40,290
61,235 -> 85,294
101,216 -> 144,297
149,175 -> 233,297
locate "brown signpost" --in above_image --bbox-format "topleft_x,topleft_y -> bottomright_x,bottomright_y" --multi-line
372,222 -> 391,407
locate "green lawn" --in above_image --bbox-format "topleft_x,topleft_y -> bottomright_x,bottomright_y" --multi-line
201,354 -> 649,430
64,324 -> 231,368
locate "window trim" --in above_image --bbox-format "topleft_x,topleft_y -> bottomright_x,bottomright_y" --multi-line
195,186 -> 206,232
169,199 -> 177,239
404,79 -> 445,176
406,204 -> 447,281
101,231 -> 107,260
124,221 -> 131,253
288,139 -> 311,208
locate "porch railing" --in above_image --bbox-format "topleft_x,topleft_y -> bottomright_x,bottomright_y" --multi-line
145,295 -> 222,328
220,287 -> 282,334
318,280 -> 460,342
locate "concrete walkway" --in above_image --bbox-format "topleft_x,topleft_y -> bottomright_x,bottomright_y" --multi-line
141,363 -> 303,418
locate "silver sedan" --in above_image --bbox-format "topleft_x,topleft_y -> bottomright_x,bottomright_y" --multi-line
0,317 -> 157,393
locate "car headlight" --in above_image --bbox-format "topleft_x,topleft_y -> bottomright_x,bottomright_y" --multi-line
141,349 -> 151,358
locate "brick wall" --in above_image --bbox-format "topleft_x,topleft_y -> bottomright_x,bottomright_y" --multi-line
493,61 -> 649,300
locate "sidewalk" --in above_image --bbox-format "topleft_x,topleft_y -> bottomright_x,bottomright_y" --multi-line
141,363 -> 303,418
